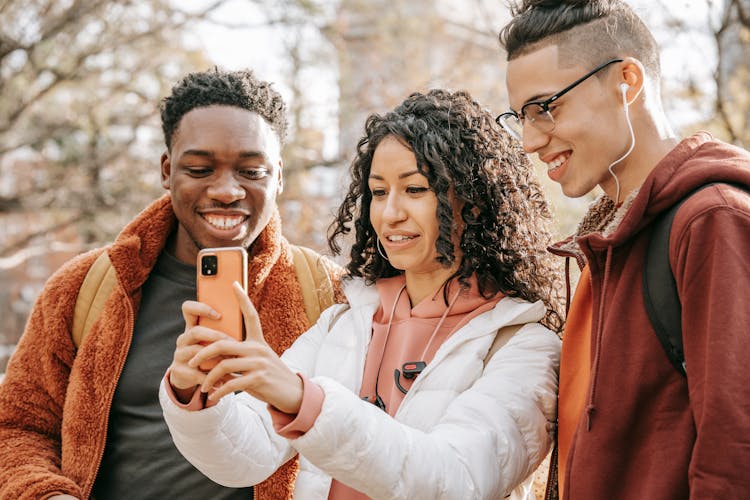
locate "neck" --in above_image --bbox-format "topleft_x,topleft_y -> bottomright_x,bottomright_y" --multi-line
601,111 -> 679,201
404,267 -> 457,306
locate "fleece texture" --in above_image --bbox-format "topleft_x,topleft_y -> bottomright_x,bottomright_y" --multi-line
0,194 -> 343,500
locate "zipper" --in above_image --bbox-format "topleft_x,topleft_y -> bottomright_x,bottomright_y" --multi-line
544,442 -> 559,500
81,286 -> 135,499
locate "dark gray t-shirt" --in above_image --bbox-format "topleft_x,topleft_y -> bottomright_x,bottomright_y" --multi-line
92,251 -> 253,499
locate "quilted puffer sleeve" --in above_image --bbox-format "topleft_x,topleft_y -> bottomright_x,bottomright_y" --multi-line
159,304 -> 348,487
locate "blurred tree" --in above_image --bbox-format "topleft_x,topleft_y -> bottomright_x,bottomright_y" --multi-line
0,0 -> 226,370
712,0 -> 750,146
0,0 -> 225,265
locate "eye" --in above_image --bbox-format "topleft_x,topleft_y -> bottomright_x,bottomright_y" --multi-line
406,186 -> 429,195
240,167 -> 269,180
185,167 -> 212,177
370,187 -> 387,198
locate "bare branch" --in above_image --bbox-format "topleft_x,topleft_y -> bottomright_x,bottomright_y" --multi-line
0,214 -> 84,258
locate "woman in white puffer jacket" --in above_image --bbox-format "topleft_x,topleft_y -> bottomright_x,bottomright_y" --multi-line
160,89 -> 563,500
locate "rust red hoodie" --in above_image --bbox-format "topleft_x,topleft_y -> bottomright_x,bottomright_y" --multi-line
550,132 -> 750,499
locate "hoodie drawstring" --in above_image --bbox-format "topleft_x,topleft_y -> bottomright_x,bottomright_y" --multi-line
586,245 -> 614,431
564,257 -> 572,316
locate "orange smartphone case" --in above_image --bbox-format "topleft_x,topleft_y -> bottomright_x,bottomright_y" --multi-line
196,247 -> 248,370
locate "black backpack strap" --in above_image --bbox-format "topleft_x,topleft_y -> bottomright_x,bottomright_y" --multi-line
642,183 -> 731,377
643,199 -> 687,376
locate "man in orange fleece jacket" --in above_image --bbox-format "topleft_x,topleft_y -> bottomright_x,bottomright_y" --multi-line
0,68 -> 342,500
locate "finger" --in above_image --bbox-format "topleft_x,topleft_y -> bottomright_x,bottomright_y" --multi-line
188,338 -> 249,370
176,325 -> 234,348
181,300 -> 220,329
207,373 -> 251,401
173,343 -> 204,363
233,281 -> 265,344
200,355 -> 255,393
168,362 -> 207,390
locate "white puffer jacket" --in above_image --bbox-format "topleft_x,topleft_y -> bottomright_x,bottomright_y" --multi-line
160,279 -> 560,499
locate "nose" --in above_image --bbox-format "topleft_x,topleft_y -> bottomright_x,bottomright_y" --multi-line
207,171 -> 246,205
522,122 -> 550,154
382,192 -> 406,224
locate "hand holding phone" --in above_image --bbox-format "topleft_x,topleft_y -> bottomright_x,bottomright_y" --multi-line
196,247 -> 248,370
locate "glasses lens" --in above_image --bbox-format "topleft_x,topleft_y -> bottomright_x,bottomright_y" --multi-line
498,113 -> 523,141
524,104 -> 555,133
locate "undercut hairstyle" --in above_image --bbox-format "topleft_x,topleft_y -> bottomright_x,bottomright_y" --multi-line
160,68 -> 288,150
328,89 -> 564,332
499,0 -> 660,81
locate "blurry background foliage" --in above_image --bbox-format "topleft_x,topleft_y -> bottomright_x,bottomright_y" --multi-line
1,0 -> 748,371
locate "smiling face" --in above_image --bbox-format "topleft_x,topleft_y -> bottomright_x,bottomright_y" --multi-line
506,44 -> 632,198
368,136 -> 459,289
161,105 -> 283,265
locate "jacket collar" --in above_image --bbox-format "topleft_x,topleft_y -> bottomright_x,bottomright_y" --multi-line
550,131 -> 750,257
343,277 -> 545,342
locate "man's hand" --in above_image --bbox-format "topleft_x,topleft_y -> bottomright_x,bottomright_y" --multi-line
168,300 -> 236,403
188,282 -> 304,414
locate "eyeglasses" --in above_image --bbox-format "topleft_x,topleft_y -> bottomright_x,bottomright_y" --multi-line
496,58 -> 623,141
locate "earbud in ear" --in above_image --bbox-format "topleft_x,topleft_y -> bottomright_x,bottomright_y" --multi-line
619,83 -> 629,94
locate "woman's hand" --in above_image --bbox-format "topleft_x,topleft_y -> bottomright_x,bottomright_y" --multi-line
168,300 -> 234,403
188,282 -> 304,414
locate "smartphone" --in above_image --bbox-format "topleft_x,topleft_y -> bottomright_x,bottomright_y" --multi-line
196,247 -> 248,370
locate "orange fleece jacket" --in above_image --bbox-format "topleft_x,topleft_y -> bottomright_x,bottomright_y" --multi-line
0,194 -> 343,500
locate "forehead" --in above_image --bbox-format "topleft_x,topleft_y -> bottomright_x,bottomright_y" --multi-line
505,44 -> 589,110
171,105 -> 280,157
370,136 -> 422,177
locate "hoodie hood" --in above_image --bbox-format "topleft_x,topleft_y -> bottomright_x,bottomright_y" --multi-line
554,132 -> 750,255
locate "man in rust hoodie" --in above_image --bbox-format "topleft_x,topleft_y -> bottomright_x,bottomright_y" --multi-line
0,68 -> 342,500
496,1 -> 750,498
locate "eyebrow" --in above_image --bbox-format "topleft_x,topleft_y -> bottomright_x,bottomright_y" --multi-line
182,149 -> 271,163
369,169 -> 422,180
525,91 -> 555,104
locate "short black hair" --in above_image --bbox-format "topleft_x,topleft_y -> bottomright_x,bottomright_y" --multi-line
160,68 -> 288,150
499,0 -> 660,81
328,89 -> 563,332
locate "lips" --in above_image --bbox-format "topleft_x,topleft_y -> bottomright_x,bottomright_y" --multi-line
383,231 -> 419,243
200,213 -> 248,231
544,151 -> 571,173
386,234 -> 416,242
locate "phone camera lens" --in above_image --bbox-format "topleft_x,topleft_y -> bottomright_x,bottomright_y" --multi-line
201,255 -> 218,276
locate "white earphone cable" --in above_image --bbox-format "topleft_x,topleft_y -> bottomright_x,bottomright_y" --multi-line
607,85 -> 636,204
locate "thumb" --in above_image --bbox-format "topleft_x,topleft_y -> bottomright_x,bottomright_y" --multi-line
233,281 -> 265,344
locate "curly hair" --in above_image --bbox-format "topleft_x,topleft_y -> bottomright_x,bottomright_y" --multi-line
328,89 -> 563,332
160,68 -> 288,150
499,0 -> 660,82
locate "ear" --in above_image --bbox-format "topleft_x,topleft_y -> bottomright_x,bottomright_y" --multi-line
160,152 -> 171,190
617,58 -> 645,105
276,159 -> 284,196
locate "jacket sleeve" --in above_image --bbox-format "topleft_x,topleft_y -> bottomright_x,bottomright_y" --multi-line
289,322 -> 560,499
0,251 -> 100,499
158,303 -> 347,487
673,193 -> 750,497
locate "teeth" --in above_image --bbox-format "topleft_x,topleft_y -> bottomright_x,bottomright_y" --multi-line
547,154 -> 569,171
203,214 -> 245,230
387,235 -> 415,242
